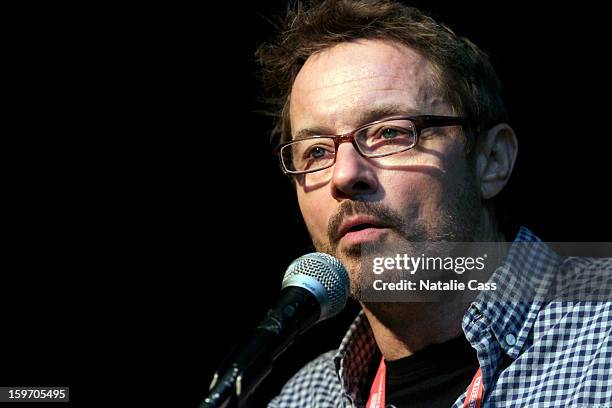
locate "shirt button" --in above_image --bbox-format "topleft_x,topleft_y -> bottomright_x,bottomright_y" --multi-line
505,333 -> 516,346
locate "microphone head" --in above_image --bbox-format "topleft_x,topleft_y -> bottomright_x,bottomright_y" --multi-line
282,253 -> 349,320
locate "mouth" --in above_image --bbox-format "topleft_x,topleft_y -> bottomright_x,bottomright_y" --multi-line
345,223 -> 381,233
337,216 -> 390,245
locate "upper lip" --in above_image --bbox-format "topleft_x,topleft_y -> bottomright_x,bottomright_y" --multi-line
337,215 -> 388,239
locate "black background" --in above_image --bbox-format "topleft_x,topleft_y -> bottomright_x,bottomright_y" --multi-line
3,1 -> 611,407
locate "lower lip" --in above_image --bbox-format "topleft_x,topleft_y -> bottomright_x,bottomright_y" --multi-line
341,227 -> 389,245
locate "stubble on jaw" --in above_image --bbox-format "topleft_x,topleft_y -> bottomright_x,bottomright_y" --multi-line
307,163 -> 482,301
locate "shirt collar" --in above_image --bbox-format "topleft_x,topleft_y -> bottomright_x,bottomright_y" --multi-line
333,309 -> 375,404
467,226 -> 561,358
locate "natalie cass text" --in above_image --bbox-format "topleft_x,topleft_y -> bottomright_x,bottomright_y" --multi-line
372,279 -> 497,291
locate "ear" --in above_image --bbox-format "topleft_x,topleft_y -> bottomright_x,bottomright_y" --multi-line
475,123 -> 518,200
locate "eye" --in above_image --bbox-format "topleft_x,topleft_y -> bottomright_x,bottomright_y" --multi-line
307,146 -> 331,159
380,127 -> 402,139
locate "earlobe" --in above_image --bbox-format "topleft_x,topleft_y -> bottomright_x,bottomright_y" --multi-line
476,123 -> 518,200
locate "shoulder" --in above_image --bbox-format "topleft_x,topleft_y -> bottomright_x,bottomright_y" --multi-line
553,255 -> 612,300
268,349 -> 343,408
533,256 -> 612,342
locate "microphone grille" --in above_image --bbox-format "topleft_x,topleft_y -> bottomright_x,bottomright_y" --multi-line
283,253 -> 349,319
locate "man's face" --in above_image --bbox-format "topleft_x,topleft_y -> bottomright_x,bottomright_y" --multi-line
289,39 -> 482,299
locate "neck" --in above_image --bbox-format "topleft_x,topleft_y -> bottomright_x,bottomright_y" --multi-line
361,300 -> 471,361
362,219 -> 507,361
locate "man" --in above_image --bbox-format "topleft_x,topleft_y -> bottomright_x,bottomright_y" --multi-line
256,1 -> 611,406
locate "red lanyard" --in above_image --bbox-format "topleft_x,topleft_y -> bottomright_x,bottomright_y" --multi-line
366,358 -> 386,408
463,367 -> 483,408
366,358 -> 483,408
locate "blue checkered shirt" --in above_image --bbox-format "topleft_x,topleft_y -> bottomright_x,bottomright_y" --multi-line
268,227 -> 612,407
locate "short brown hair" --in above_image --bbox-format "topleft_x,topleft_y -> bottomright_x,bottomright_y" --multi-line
256,0 -> 508,146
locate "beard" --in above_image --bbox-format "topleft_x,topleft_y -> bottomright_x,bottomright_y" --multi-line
308,167 -> 482,302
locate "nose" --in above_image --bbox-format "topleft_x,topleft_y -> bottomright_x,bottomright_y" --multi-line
331,142 -> 379,199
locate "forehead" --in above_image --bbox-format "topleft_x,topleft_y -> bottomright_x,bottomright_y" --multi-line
290,39 -> 439,132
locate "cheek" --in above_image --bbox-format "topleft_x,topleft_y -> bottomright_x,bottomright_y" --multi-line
383,170 -> 444,201
379,166 -> 449,220
418,150 -> 471,212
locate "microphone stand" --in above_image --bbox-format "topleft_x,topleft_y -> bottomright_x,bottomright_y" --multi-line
199,330 -> 275,408
200,289 -> 320,408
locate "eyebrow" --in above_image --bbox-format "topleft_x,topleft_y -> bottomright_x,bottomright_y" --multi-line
293,104 -> 422,140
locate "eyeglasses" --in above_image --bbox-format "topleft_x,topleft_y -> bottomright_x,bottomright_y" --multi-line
277,115 -> 466,175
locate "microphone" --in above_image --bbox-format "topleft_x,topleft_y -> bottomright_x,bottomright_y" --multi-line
201,253 -> 349,408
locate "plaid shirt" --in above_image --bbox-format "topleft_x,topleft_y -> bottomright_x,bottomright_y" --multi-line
269,227 -> 612,407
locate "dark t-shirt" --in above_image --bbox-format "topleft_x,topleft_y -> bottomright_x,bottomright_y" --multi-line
367,335 -> 480,408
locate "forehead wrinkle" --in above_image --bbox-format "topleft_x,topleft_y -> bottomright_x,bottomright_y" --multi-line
294,76 -> 412,108
299,71 -> 409,92
308,88 -> 417,105
297,54 -> 427,84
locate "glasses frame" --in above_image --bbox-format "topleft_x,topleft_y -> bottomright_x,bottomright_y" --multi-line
276,115 -> 466,175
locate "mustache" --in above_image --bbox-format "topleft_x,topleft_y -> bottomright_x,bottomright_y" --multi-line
327,201 -> 405,246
